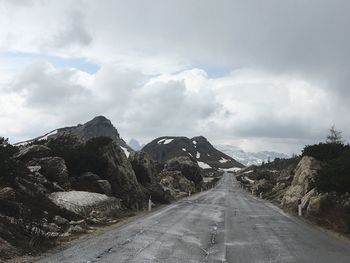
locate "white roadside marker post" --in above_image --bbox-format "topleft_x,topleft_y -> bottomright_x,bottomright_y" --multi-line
188,190 -> 191,197
148,197 -> 152,212
298,204 -> 302,217
260,192 -> 263,199
298,199 -> 302,216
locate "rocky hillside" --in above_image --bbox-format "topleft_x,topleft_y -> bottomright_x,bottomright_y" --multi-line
236,144 -> 350,235
0,117 -> 214,261
142,136 -> 244,171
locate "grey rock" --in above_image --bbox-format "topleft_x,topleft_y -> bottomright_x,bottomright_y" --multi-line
0,187 -> 16,201
79,172 -> 101,181
167,156 -> 203,185
49,116 -> 132,150
129,151 -> 158,185
53,215 -> 69,227
159,170 -> 195,199
281,156 -> 320,209
29,157 -> 70,190
43,222 -> 61,233
68,225 -> 86,234
13,145 -> 51,162
48,191 -> 121,217
97,180 -> 112,196
73,173 -> 112,196
27,165 -> 41,173
101,143 -> 145,207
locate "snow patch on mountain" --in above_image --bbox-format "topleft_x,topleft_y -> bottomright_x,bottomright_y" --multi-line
120,146 -> 130,158
219,157 -> 229,163
157,138 -> 174,145
197,161 -> 211,169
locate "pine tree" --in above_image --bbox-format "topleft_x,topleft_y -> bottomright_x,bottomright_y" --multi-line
326,125 -> 343,144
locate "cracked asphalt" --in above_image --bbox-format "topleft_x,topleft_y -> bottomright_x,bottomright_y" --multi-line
38,173 -> 350,262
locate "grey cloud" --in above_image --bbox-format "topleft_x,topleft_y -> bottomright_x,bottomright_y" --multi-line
11,60 -> 92,108
85,0 -> 350,100
120,78 -> 219,137
2,1 -> 350,153
52,11 -> 92,48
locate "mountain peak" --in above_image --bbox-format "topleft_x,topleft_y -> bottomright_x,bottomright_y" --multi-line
142,136 -> 244,169
15,116 -> 131,151
86,115 -> 112,126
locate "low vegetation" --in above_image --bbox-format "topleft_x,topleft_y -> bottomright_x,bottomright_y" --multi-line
302,126 -> 350,193
0,137 -> 26,187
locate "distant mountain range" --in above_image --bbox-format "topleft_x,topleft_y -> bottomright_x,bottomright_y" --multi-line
215,145 -> 290,166
15,116 -> 287,169
128,138 -> 143,151
142,136 -> 244,170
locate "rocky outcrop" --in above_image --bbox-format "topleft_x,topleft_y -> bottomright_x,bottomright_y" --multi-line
13,145 -> 51,162
235,157 -> 299,203
307,192 -> 350,233
281,156 -> 320,208
129,151 -> 158,185
72,172 -> 112,196
142,135 -> 244,170
28,157 -> 70,190
49,116 -> 131,150
128,151 -> 173,204
167,156 -> 203,185
100,143 -> 145,208
159,170 -> 195,199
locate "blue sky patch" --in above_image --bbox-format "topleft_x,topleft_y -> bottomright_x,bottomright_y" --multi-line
1,51 -> 100,74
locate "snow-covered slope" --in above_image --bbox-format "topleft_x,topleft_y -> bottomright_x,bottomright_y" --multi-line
215,145 -> 290,166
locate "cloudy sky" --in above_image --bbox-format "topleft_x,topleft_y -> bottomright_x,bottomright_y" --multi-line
1,0 -> 349,154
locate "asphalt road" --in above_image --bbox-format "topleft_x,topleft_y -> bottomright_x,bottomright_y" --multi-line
38,173 -> 350,263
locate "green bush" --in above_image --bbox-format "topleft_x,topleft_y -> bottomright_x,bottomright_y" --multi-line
0,137 -> 27,186
316,151 -> 350,193
302,142 -> 350,193
47,136 -> 112,177
302,143 -> 349,161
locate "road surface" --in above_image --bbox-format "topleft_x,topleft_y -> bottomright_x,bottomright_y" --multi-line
38,173 -> 350,262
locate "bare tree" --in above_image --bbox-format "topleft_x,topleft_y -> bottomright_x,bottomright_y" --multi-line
326,125 -> 343,144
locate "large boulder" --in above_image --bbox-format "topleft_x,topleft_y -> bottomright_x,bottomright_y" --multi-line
307,192 -> 329,215
281,156 -> 320,209
13,145 -> 51,162
28,157 -> 70,190
144,183 -> 175,204
166,156 -> 203,185
129,151 -> 158,185
100,143 -> 145,208
159,170 -> 195,199
72,172 -> 112,196
48,191 -> 121,217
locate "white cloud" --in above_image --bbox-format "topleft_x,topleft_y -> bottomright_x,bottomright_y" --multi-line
1,0 -> 350,154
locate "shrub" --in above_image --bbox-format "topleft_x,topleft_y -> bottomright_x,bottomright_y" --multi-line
302,143 -> 349,161
315,151 -> 350,193
0,137 -> 26,186
302,142 -> 350,193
